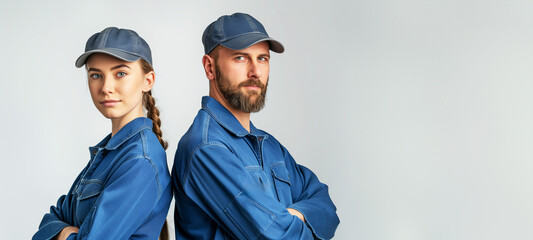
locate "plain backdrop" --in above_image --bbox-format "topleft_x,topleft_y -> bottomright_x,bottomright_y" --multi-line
1,0 -> 532,239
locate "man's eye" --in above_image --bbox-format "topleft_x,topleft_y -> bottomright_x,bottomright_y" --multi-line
259,57 -> 268,61
117,72 -> 126,77
90,73 -> 101,79
235,56 -> 245,61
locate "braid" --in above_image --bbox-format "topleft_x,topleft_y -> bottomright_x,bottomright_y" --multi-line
139,59 -> 168,150
143,91 -> 168,150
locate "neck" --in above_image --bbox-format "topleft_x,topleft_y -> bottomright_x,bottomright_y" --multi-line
229,108 -> 251,132
110,111 -> 144,137
111,118 -> 129,137
209,91 -> 251,132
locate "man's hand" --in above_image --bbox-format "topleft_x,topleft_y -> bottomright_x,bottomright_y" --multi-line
287,208 -> 306,223
55,226 -> 79,240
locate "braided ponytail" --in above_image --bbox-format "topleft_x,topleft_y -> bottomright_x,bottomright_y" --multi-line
143,91 -> 167,149
139,60 -> 167,150
139,60 -> 169,240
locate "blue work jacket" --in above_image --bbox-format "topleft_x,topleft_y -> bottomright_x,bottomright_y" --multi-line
172,96 -> 340,239
33,117 -> 172,240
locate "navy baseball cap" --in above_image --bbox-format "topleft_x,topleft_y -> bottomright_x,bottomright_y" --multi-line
202,13 -> 284,54
75,27 -> 152,68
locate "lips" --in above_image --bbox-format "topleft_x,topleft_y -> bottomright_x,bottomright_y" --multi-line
239,79 -> 264,89
100,99 -> 120,107
243,85 -> 260,89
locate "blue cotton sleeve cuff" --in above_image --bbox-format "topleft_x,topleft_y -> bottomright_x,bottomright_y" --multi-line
66,232 -> 77,240
32,221 -> 71,240
287,203 -> 322,239
288,198 -> 339,240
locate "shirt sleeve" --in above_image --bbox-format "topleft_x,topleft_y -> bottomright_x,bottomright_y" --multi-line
283,146 -> 340,240
182,143 -> 315,240
74,157 -> 161,239
32,194 -> 76,240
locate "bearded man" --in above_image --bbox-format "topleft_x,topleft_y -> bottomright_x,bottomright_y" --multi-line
172,13 -> 340,240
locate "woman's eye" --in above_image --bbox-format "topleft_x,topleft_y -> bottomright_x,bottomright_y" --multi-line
90,73 -> 101,79
117,72 -> 126,77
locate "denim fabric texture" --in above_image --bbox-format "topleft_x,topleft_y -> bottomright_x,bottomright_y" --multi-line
33,117 -> 172,240
172,96 -> 340,239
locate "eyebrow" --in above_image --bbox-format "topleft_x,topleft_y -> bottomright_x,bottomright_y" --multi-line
231,52 -> 249,57
231,52 -> 270,58
111,64 -> 131,70
87,64 -> 131,72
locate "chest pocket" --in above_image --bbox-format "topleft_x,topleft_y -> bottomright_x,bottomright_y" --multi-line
271,162 -> 292,205
74,179 -> 104,231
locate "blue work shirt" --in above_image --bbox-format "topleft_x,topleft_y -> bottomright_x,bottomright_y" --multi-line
33,117 -> 172,240
172,96 -> 340,239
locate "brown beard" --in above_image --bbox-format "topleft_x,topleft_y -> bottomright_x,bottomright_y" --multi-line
215,63 -> 268,113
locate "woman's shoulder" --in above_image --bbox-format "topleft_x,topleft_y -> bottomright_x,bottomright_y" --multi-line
121,128 -> 166,163
112,128 -> 170,183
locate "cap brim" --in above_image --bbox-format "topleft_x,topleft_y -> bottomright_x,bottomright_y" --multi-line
221,33 -> 284,53
75,48 -> 141,68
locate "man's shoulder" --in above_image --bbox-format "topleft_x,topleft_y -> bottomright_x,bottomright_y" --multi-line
177,109 -> 231,154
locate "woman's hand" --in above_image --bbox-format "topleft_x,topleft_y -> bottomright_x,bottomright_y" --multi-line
55,226 -> 79,240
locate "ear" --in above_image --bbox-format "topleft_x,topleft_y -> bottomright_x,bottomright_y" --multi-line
202,54 -> 216,81
142,71 -> 155,92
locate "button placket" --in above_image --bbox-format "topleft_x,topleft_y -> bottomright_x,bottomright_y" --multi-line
86,148 -> 104,177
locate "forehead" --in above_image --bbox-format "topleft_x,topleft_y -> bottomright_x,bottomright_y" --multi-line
218,41 -> 270,56
85,53 -> 131,68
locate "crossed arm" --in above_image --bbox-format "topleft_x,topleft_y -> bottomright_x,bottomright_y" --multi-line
34,158 -> 161,240
181,144 -> 339,239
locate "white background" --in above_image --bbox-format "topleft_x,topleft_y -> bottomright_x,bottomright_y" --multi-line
1,0 -> 532,239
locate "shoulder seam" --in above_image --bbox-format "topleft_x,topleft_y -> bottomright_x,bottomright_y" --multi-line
140,130 -> 163,200
182,142 -> 231,189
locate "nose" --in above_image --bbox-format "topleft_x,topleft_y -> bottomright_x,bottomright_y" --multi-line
248,60 -> 262,79
101,78 -> 114,94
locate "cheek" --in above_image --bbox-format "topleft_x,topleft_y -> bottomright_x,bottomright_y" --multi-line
261,65 -> 270,77
88,81 -> 100,100
121,79 -> 146,100
225,64 -> 245,77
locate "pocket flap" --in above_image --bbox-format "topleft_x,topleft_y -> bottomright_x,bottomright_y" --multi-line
76,181 -> 104,200
271,163 -> 291,185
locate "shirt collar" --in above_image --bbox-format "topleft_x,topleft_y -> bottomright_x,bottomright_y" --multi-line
91,117 -> 153,151
201,96 -> 265,138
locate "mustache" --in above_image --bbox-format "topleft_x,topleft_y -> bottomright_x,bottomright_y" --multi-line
238,79 -> 265,89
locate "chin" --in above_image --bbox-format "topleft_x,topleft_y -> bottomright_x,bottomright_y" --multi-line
248,95 -> 261,103
98,110 -> 122,120
101,114 -> 117,120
